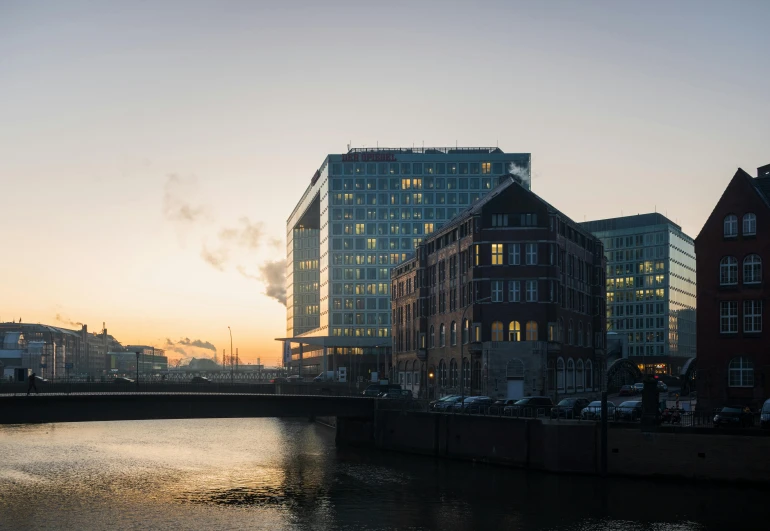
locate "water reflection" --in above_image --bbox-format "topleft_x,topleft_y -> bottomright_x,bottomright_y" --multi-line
0,419 -> 766,531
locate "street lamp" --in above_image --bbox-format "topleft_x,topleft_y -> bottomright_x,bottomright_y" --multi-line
460,296 -> 492,408
228,326 -> 233,385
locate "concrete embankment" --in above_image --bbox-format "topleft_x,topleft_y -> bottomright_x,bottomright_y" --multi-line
336,411 -> 770,484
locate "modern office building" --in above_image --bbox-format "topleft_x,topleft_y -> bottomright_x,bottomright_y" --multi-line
695,163 -> 770,411
391,175 -> 606,400
580,213 -> 696,377
281,147 -> 532,379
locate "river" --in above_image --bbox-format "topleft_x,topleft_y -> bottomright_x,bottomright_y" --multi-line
0,418 -> 765,530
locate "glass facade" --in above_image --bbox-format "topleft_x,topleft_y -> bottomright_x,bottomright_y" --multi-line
287,148 -> 531,343
580,214 -> 696,373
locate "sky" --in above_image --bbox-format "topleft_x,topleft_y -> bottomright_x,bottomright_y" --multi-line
1,0 -> 768,365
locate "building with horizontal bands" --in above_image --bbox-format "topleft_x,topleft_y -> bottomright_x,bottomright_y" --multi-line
391,174 -> 606,400
279,147 -> 531,381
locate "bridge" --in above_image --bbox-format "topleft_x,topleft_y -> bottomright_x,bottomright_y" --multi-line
0,393 -> 375,424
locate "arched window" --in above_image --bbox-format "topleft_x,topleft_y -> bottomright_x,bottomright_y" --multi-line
567,358 -> 575,391
413,360 -> 421,388
429,325 -> 435,348
462,358 -> 471,390
724,214 -> 738,237
720,256 -> 738,285
508,321 -> 521,342
743,213 -> 756,236
744,254 -> 762,284
728,357 -> 754,387
585,360 -> 593,391
556,358 -> 565,391
462,319 -> 469,344
587,324 -> 593,348
450,321 -> 457,346
526,321 -> 538,341
576,359 -> 584,391
491,321 -> 503,341
568,320 -> 574,345
449,359 -> 458,387
578,322 -> 584,347
439,323 -> 446,347
438,359 -> 447,388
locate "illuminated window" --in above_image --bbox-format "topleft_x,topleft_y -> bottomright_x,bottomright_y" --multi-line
508,321 -> 520,341
450,321 -> 457,346
439,323 -> 446,347
355,223 -> 365,235
424,223 -> 434,235
492,243 -> 503,265
401,178 -> 411,189
481,162 -> 491,174
475,245 -> 480,266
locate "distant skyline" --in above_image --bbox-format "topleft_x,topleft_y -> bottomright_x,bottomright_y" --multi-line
1,0 -> 768,364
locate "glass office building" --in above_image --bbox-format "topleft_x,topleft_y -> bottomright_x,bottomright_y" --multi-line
284,147 -> 531,374
580,213 -> 696,376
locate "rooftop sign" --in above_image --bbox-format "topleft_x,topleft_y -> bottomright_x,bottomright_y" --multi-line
341,153 -> 397,163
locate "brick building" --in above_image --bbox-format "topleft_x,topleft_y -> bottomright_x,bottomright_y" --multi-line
391,175 -> 606,400
695,163 -> 770,411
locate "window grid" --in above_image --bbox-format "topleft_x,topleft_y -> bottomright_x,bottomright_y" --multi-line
720,301 -> 738,334
744,300 -> 762,333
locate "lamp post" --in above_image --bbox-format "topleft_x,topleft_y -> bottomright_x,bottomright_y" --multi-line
460,296 -> 491,409
228,326 -> 233,385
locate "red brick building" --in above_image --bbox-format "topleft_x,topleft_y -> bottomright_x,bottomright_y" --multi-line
391,175 -> 606,400
695,163 -> 770,411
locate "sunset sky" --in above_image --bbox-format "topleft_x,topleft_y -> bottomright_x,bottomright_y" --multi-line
1,1 -> 768,365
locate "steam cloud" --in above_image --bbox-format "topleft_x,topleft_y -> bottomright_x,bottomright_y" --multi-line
507,162 -> 531,182
163,174 -> 206,223
55,313 -> 83,328
162,173 -> 284,304
164,337 -> 217,360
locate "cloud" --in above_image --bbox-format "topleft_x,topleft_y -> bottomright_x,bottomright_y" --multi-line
165,337 -> 218,360
177,337 -> 216,351
55,313 -> 82,328
259,259 -> 287,306
201,245 -> 229,271
269,238 -> 283,250
163,174 -> 206,223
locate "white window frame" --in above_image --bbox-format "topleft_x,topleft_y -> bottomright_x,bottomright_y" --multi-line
724,214 -> 738,237
508,280 -> 520,302
509,243 -> 520,265
526,280 -> 538,302
720,301 -> 738,334
728,357 -> 754,388
719,256 -> 738,285
526,243 -> 538,265
743,213 -> 756,236
744,300 -> 762,333
491,280 -> 504,302
743,254 -> 762,284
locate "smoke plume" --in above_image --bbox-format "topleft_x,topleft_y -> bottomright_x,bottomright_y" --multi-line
164,337 -> 218,360
507,162 -> 531,183
163,174 -> 206,223
55,313 -> 83,328
258,259 -> 287,306
200,245 -> 229,271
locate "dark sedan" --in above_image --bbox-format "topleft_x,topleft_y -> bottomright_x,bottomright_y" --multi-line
618,385 -> 634,397
713,406 -> 753,428
503,397 -> 553,417
551,398 -> 591,419
616,401 -> 643,421
581,401 -> 616,420
452,396 -> 494,414
430,395 -> 461,411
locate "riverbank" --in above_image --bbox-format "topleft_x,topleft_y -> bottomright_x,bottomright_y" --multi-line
335,411 -> 770,485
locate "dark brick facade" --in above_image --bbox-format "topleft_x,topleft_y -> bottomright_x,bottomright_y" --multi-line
391,175 -> 606,399
695,164 -> 770,411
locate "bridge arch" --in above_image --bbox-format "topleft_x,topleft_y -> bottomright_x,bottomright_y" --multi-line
606,358 -> 642,391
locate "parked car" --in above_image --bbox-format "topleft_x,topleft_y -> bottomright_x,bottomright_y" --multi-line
431,395 -> 464,411
430,395 -> 460,411
713,406 -> 753,428
380,389 -> 414,400
616,400 -> 643,421
113,377 -> 134,384
452,396 -> 494,414
271,377 -> 289,384
551,398 -> 591,419
657,381 -> 668,392
286,375 -> 304,381
503,396 -> 553,417
190,376 -> 211,384
632,383 -> 645,394
761,399 -> 770,429
363,383 -> 401,397
618,385 -> 634,396
581,400 -> 616,420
